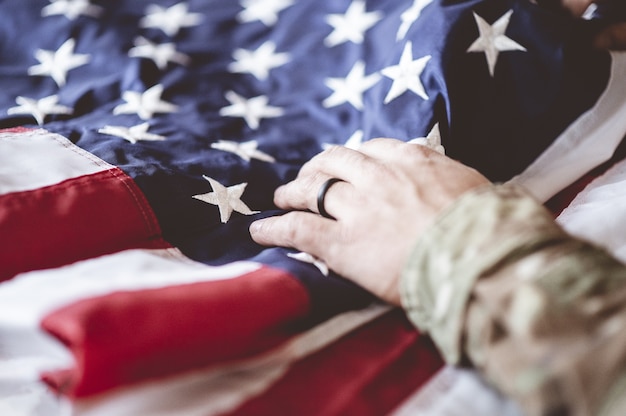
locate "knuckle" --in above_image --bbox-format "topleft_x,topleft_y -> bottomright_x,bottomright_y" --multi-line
321,144 -> 345,158
301,172 -> 325,202
404,144 -> 439,167
361,137 -> 400,151
318,145 -> 360,168
304,145 -> 344,171
281,212 -> 304,247
280,212 -> 328,254
363,137 -> 392,147
407,142 -> 432,157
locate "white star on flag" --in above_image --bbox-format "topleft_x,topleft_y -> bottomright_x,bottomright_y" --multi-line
323,60 -> 381,110
27,38 -> 90,87
129,37 -> 191,70
7,95 -> 73,126
219,91 -> 284,130
211,140 -> 276,163
41,0 -> 103,20
228,41 -> 290,81
396,0 -> 434,41
113,84 -> 179,120
192,176 -> 260,223
287,252 -> 329,276
325,0 -> 383,47
467,10 -> 526,77
140,2 -> 203,37
381,41 -> 431,103
237,0 -> 295,26
98,123 -> 167,144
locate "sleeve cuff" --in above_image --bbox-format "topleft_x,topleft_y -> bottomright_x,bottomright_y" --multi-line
400,184 -> 565,364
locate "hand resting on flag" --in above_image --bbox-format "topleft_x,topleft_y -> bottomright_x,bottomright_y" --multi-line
250,0 -> 626,310
249,6 -> 626,412
250,0 -> 626,309
249,139 -> 489,306
249,138 -> 626,415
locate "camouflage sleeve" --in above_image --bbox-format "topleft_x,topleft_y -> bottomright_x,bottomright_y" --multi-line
400,184 -> 626,416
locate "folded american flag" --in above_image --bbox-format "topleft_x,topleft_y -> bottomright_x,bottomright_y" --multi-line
1,0 -> 625,414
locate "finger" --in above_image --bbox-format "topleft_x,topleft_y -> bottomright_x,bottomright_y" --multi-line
271,144 -> 378,213
298,145 -> 382,186
274,177 -> 355,218
359,137 -> 442,165
274,139 -> 437,216
273,170 -> 334,212
249,211 -> 337,259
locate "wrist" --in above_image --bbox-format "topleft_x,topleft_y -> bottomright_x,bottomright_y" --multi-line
399,183 -> 562,363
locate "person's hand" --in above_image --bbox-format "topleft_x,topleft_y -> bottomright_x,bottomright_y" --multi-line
249,139 -> 489,306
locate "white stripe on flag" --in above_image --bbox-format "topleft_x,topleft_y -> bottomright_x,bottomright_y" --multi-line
0,248 -> 263,416
557,157 -> 626,263
74,304 -> 392,416
0,380 -> 72,416
0,248 -> 260,328
510,52 -> 626,202
0,129 -> 113,195
390,366 -> 523,416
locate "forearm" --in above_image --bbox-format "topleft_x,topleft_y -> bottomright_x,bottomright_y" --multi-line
401,184 -> 626,415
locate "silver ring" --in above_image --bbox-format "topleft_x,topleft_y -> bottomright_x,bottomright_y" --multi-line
317,178 -> 342,220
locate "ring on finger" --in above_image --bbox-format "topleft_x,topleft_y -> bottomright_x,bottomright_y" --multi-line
317,178 -> 343,220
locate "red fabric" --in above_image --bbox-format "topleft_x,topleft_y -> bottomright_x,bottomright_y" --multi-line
0,168 -> 167,281
42,267 -> 311,397
0,127 -> 34,133
229,309 -> 444,416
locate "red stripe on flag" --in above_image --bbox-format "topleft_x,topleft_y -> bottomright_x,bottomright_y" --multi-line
0,168 -> 166,281
228,309 -> 443,416
41,266 -> 311,397
0,127 -> 34,133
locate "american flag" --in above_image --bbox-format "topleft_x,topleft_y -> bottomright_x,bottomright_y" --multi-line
1,0 -> 625,414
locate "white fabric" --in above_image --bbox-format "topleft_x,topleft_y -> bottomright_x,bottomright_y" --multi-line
0,129 -> 113,195
391,366 -> 523,416
557,157 -> 626,264
0,248 -> 259,328
0,248 -> 260,416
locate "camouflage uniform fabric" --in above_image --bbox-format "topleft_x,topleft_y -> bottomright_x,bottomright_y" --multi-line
400,184 -> 626,416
